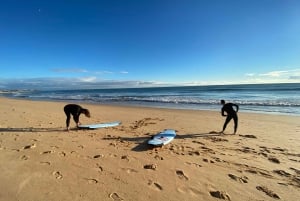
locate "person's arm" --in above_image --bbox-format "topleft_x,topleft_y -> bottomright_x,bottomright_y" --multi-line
234,104 -> 239,113
221,107 -> 227,116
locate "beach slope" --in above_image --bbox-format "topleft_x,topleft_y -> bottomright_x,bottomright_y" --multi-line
0,97 -> 299,201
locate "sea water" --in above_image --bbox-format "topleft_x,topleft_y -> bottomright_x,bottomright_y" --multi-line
1,83 -> 300,116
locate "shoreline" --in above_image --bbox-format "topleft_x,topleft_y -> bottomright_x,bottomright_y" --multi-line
3,96 -> 300,117
1,83 -> 300,117
1,97 -> 300,201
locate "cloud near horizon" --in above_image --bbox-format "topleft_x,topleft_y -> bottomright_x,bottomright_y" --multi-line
0,77 -> 168,90
78,76 -> 97,82
1,68 -> 299,90
259,70 -> 290,77
52,68 -> 129,76
245,68 -> 300,83
51,68 -> 88,73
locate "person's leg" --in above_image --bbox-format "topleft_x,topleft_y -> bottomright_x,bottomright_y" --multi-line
233,114 -> 238,134
73,115 -> 80,127
222,116 -> 232,133
64,111 -> 71,130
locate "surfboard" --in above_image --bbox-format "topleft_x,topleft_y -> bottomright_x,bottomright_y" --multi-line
148,129 -> 176,146
78,121 -> 121,129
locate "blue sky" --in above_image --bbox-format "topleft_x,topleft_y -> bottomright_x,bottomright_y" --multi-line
1,0 -> 300,89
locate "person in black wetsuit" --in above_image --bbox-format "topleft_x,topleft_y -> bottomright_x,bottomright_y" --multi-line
220,100 -> 239,134
64,104 -> 91,131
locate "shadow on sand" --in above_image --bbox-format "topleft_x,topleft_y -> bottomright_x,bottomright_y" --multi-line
177,131 -> 223,139
103,131 -> 223,152
0,127 -> 64,133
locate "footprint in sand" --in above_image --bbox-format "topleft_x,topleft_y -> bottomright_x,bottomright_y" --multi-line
256,186 -> 280,199
93,154 -> 104,159
176,170 -> 189,180
40,150 -> 54,154
210,191 -> 231,200
53,171 -> 63,179
96,164 -> 104,172
228,174 -> 248,183
239,134 -> 257,138
272,147 -> 287,152
85,178 -> 98,184
121,155 -> 130,161
148,180 -> 163,191
191,140 -> 205,145
130,118 -> 164,129
268,156 -> 280,164
23,144 -> 36,150
153,182 -> 163,191
273,170 -> 291,177
203,158 -> 215,163
209,137 -> 228,142
109,192 -> 123,201
185,162 -> 202,168
20,155 -> 29,160
290,167 -> 300,174
244,166 -> 273,178
59,151 -> 66,157
40,161 -> 51,165
121,168 -> 138,174
144,164 -> 157,170
188,150 -> 201,156
154,155 -> 164,160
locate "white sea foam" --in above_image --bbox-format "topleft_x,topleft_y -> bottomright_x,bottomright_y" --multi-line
2,83 -> 300,116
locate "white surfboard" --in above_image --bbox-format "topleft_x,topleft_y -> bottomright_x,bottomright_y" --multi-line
148,129 -> 176,146
78,121 -> 121,129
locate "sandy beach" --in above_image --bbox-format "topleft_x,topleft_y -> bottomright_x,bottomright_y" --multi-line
0,97 -> 299,201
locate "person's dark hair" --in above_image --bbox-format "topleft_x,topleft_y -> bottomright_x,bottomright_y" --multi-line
82,109 -> 91,118
221,100 -> 225,104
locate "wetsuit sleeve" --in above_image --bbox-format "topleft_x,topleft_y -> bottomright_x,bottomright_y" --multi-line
234,104 -> 239,112
221,107 -> 226,116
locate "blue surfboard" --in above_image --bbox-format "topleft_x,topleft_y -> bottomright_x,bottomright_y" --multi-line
148,129 -> 176,146
78,121 -> 121,129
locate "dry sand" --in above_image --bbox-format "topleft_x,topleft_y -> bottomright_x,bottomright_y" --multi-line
0,97 -> 299,201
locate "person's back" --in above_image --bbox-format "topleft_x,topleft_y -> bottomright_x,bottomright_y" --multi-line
64,104 -> 90,131
220,100 -> 239,134
64,104 -> 82,116
222,103 -> 238,116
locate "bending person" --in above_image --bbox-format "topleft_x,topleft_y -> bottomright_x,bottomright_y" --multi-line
64,104 -> 91,131
220,100 -> 239,134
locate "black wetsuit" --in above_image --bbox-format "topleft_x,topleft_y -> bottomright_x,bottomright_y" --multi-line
221,103 -> 239,133
64,104 -> 86,128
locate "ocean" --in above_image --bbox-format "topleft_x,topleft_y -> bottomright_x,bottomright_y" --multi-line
1,83 -> 300,116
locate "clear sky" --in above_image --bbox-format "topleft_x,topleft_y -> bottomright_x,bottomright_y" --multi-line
1,0 -> 300,89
